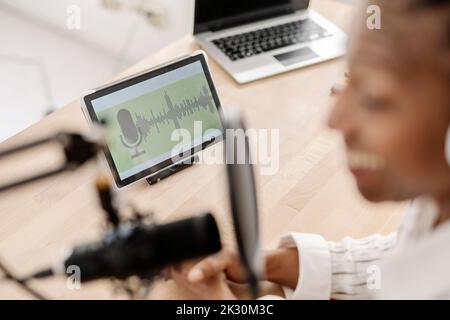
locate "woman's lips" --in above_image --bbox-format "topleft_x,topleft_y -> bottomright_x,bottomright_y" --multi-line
350,168 -> 377,180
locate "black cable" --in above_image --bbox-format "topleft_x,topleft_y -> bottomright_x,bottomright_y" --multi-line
0,258 -> 47,300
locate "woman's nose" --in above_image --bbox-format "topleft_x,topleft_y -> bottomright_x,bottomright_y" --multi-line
328,90 -> 355,138
328,92 -> 346,131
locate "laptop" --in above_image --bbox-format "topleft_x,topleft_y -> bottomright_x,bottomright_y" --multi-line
193,0 -> 347,84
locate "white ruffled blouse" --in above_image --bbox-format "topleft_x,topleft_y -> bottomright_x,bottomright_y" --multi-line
263,197 -> 450,299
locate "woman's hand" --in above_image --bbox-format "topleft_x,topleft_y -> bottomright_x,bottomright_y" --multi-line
186,247 -> 247,284
169,259 -> 237,300
187,246 -> 300,289
168,246 -> 300,299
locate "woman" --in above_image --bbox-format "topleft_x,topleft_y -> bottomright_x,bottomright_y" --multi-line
170,0 -> 450,299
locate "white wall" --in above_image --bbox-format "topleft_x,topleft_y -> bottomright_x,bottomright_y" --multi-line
0,0 -> 193,141
0,0 -> 194,66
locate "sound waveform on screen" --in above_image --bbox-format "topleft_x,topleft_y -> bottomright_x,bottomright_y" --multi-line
134,85 -> 216,141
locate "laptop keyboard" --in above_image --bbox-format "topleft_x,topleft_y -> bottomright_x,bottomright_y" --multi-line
212,19 -> 331,61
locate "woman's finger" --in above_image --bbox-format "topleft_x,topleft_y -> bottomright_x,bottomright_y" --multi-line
161,267 -> 171,281
169,265 -> 188,285
188,250 -> 233,283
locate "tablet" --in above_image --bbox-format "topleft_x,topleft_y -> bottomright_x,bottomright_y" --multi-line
81,51 -> 224,188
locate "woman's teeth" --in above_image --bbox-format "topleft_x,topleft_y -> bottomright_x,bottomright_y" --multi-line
347,150 -> 385,170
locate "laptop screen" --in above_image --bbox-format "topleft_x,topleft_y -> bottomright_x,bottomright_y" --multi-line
194,0 -> 310,34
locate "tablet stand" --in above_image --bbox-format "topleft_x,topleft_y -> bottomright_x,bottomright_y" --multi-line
146,155 -> 199,185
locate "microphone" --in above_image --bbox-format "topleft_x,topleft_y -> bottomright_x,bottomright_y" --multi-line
117,109 -> 145,159
29,213 -> 221,283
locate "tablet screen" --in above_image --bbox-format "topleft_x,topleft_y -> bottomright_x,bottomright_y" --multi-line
83,53 -> 223,187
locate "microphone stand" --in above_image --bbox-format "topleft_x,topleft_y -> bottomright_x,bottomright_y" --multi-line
0,131 -> 102,299
0,130 -> 151,299
0,260 -> 47,300
0,131 -> 223,301
0,132 -> 101,193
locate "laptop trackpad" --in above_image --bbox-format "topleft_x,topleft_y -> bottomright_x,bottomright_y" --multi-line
274,47 -> 318,66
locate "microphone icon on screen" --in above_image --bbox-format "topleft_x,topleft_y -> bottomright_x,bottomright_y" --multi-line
117,109 -> 146,159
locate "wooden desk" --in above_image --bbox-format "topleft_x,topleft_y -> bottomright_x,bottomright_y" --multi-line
0,0 -> 405,299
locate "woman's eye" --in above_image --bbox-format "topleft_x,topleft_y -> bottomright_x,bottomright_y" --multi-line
359,92 -> 389,110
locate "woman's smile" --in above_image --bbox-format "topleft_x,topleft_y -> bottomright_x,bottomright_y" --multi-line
347,149 -> 385,171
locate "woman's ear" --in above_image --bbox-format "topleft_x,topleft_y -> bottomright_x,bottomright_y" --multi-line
446,125 -> 450,167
